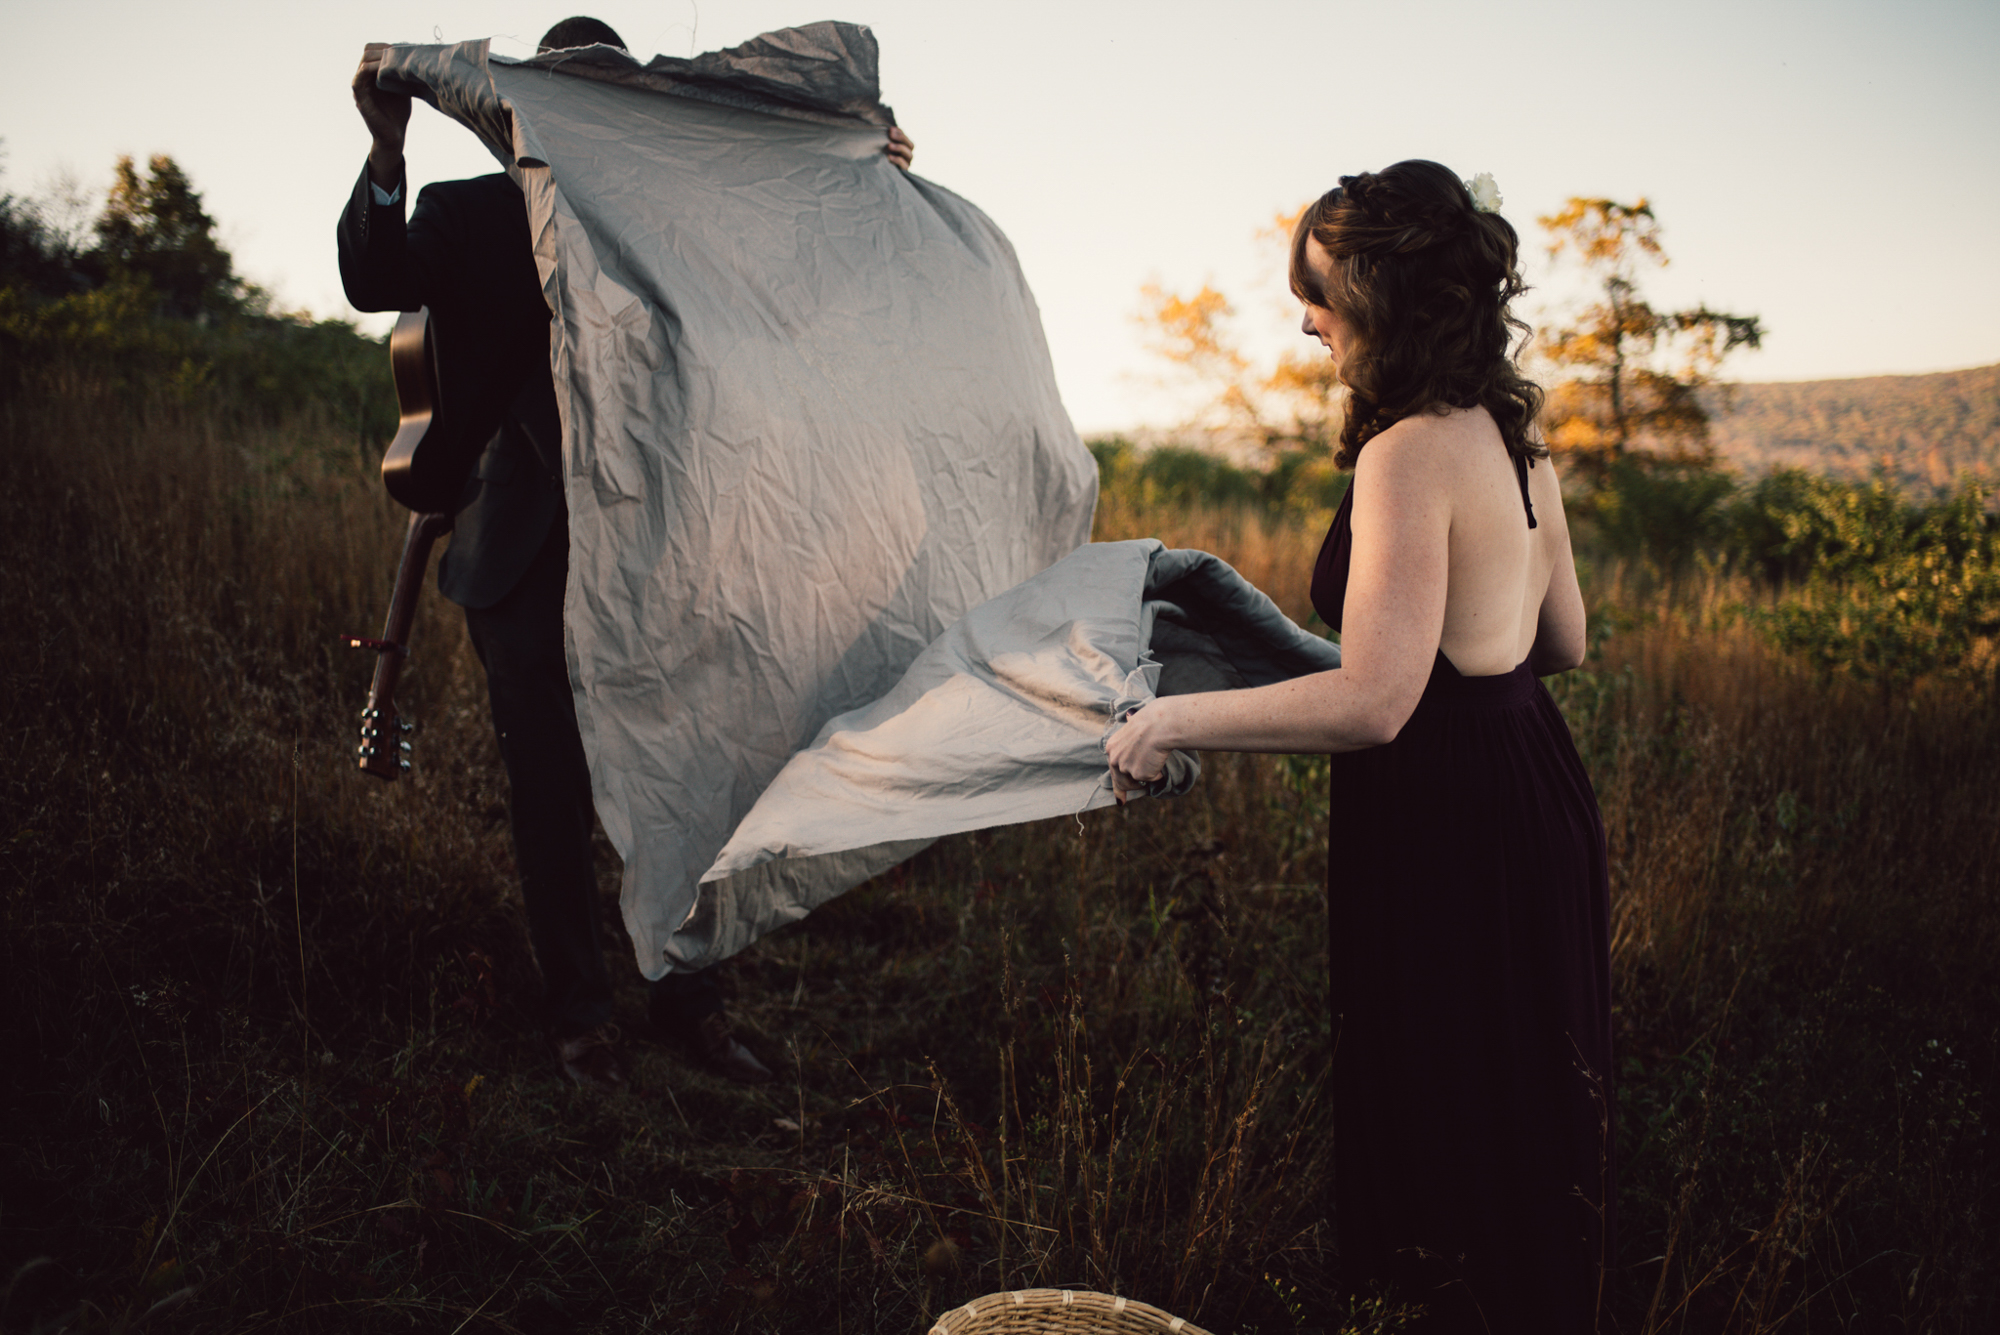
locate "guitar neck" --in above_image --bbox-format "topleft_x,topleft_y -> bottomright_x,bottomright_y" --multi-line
357,510 -> 452,779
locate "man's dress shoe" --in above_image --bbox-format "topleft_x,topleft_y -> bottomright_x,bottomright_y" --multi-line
554,1023 -> 627,1092
648,972 -> 774,1085
689,1011 -> 775,1084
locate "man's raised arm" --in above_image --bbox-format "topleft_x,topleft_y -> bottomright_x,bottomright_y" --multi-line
337,43 -> 426,314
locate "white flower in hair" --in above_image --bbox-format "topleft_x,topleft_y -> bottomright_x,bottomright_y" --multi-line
1465,172 -> 1504,213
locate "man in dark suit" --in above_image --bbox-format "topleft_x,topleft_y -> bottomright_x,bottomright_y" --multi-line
340,16 -> 915,1091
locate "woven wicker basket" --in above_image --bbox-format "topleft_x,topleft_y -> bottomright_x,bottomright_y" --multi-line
927,1288 -> 1215,1335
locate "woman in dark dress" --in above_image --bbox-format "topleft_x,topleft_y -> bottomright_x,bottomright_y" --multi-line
1107,160 -> 1612,1332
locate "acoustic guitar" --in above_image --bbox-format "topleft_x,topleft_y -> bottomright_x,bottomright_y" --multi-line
345,308 -> 455,781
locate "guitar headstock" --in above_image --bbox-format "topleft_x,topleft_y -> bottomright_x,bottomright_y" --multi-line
346,632 -> 414,782
356,704 -> 413,780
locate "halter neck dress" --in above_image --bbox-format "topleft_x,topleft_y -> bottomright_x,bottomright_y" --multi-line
1310,455 -> 1614,1332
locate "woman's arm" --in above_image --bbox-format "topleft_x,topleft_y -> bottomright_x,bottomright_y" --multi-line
1105,425 -> 1451,786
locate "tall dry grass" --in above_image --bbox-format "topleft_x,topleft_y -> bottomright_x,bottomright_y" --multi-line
1550,572 -> 1998,1332
1091,486 -> 1331,627
0,372 -> 1353,1332
1,367 -> 1993,1334
1096,501 -> 2000,1332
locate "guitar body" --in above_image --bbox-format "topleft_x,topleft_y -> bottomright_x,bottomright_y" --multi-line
348,308 -> 455,781
380,309 -> 439,511
380,306 -> 503,514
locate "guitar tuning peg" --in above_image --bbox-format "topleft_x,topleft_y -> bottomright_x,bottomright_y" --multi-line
395,719 -> 414,734
398,741 -> 413,755
399,759 -> 412,772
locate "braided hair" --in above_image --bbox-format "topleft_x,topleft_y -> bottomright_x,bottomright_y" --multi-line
1289,160 -> 1544,469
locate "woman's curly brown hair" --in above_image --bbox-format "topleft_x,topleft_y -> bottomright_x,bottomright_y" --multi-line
1289,159 -> 1545,469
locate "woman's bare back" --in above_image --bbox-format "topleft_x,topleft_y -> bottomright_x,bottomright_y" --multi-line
1425,407 -> 1580,677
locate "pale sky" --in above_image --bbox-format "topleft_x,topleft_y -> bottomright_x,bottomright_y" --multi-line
6,0 -> 1996,433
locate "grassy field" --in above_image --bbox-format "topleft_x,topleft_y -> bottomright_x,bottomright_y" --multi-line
1,367 -> 1994,1333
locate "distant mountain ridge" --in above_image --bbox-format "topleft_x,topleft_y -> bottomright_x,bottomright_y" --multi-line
1702,363 -> 2000,495
1103,364 -> 1999,498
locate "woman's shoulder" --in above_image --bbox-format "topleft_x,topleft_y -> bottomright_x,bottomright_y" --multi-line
1357,406 -> 1498,486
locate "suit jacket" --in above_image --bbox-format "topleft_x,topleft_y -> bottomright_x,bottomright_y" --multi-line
337,162 -> 564,609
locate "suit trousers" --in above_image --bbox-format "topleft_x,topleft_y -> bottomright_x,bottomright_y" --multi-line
463,515 -> 614,1037
462,513 -> 724,1039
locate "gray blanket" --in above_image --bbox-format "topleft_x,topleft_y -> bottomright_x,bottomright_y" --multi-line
377,26 -> 1099,978
689,540 -> 1340,970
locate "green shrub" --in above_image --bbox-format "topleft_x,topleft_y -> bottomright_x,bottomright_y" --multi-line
1,277 -> 394,449
1725,468 -> 1988,585
1089,437 -> 1262,510
1087,436 -> 1348,523
1585,456 -> 1737,574
1728,471 -> 1998,687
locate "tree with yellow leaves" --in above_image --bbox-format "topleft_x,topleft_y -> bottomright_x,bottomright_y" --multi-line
1537,198 -> 1763,482
1136,209 -> 1343,460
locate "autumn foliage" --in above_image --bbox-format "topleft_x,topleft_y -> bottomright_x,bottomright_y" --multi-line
1536,197 -> 1764,480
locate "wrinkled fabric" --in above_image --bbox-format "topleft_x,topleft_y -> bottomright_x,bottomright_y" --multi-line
377,26 -> 1098,979
690,541 -> 1341,968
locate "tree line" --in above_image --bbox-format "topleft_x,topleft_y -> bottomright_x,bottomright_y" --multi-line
5,148 -> 1991,689
0,147 -> 391,443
